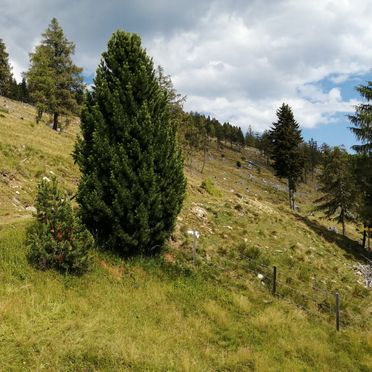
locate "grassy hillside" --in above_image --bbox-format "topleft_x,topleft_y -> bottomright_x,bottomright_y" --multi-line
0,97 -> 371,371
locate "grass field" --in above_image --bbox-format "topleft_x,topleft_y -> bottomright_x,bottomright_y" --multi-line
0,97 -> 371,371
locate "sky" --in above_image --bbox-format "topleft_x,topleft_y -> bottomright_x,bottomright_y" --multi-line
1,0 -> 372,150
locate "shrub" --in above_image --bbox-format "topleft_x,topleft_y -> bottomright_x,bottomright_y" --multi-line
236,160 -> 242,168
26,177 -> 93,274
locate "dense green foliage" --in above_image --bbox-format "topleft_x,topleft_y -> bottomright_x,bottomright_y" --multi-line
300,138 -> 322,183
316,147 -> 356,236
0,38 -> 13,97
270,103 -> 304,209
26,177 -> 92,274
74,30 -> 186,256
26,18 -> 84,129
349,80 -> 372,229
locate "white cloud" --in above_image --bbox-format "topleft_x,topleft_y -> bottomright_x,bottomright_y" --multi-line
1,0 -> 372,136
147,0 -> 372,132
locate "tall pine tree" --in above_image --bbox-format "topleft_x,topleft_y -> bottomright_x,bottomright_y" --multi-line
348,80 -> 372,233
270,103 -> 304,210
26,18 -> 84,129
0,38 -> 13,97
74,30 -> 186,256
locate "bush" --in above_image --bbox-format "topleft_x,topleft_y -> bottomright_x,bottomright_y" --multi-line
26,177 -> 93,274
236,160 -> 242,168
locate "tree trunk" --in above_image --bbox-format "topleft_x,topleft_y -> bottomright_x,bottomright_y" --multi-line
362,224 -> 367,249
201,145 -> 207,173
341,210 -> 345,236
36,107 -> 43,124
53,112 -> 59,131
288,186 -> 293,210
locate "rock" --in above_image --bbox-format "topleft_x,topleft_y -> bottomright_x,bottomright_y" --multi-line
257,273 -> 264,280
191,206 -> 208,220
26,206 -> 37,213
187,230 -> 200,239
353,263 -> 372,288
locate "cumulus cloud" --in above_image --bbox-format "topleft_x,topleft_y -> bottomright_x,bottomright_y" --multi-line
1,0 -> 371,134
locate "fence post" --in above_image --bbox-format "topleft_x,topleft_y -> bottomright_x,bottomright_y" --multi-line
192,233 -> 197,265
272,266 -> 277,295
335,292 -> 340,331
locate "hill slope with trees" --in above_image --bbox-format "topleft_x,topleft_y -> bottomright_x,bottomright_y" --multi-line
0,96 -> 371,371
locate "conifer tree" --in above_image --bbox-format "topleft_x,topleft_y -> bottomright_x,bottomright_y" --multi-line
348,80 -> 372,231
26,177 -> 93,274
270,103 -> 304,210
315,147 -> 356,236
26,18 -> 84,129
74,30 -> 186,256
0,38 -> 13,97
245,125 -> 256,148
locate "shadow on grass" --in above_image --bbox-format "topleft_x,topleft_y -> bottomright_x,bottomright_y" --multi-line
295,214 -> 372,262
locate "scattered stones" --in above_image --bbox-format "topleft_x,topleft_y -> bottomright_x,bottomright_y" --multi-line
191,206 -> 208,220
353,263 -> 372,288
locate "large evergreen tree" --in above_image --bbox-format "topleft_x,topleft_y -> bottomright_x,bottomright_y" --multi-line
348,80 -> 372,232
26,18 -> 84,129
270,103 -> 304,210
0,38 -> 13,97
315,147 -> 356,236
74,30 -> 186,256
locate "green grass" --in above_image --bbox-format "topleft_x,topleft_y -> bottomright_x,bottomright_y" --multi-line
0,97 -> 371,370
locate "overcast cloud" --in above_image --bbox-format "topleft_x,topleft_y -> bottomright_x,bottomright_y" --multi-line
1,0 -> 371,133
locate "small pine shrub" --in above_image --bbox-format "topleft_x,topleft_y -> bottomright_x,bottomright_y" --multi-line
236,161 -> 242,168
26,177 -> 93,274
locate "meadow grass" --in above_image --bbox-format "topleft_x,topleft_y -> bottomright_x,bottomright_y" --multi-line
0,97 -> 371,370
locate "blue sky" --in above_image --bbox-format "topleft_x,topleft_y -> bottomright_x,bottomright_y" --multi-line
302,73 -> 369,150
1,0 -> 372,151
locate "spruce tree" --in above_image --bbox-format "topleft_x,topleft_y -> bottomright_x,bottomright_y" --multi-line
74,30 -> 186,256
348,80 -> 372,230
270,103 -> 304,210
26,18 -> 84,129
315,147 -> 356,236
0,38 -> 13,97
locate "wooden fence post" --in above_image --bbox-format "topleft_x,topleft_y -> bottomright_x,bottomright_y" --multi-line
335,292 -> 340,331
272,266 -> 277,295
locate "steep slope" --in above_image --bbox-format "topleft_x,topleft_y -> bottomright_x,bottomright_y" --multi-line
0,97 -> 371,371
